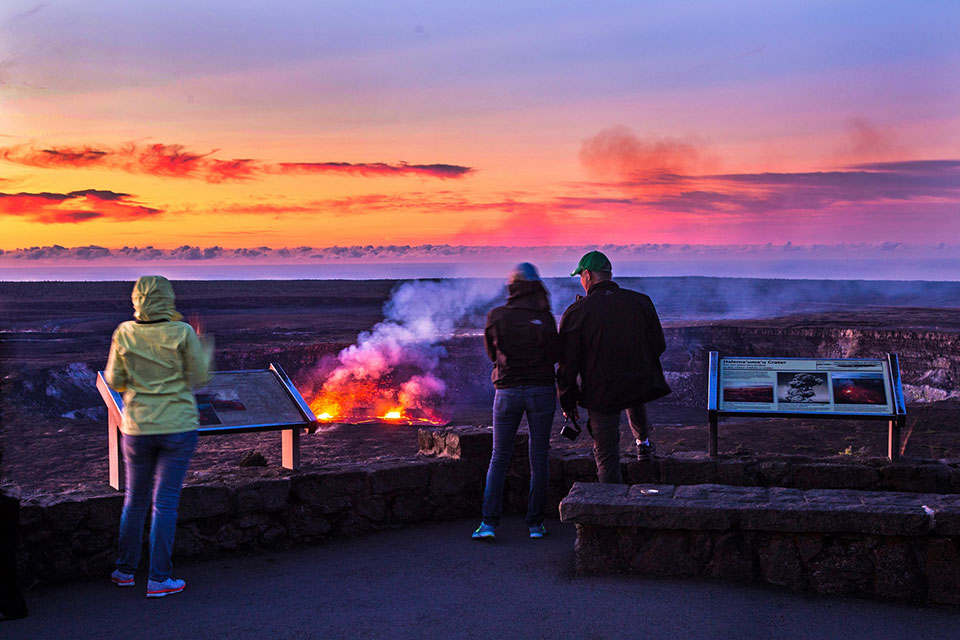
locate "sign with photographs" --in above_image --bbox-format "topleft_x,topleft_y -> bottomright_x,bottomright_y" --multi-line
191,370 -> 308,430
718,357 -> 895,416
97,363 -> 316,490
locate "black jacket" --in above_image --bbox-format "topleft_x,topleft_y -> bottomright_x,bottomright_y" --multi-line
557,280 -> 670,413
484,280 -> 559,389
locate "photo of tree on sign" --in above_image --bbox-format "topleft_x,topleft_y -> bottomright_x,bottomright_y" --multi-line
777,373 -> 829,403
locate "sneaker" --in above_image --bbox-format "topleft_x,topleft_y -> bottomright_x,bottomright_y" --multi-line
471,522 -> 496,540
146,577 -> 185,598
110,569 -> 135,587
637,440 -> 656,461
529,524 -> 546,539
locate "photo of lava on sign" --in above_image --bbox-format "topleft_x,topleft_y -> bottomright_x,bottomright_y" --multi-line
723,385 -> 775,403
833,375 -> 888,405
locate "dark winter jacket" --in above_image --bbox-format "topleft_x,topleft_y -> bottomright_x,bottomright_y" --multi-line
484,280 -> 559,389
557,280 -> 670,413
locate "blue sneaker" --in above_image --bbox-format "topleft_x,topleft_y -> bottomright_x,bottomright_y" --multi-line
472,522 -> 496,540
529,524 -> 546,539
146,577 -> 185,598
111,569 -> 135,587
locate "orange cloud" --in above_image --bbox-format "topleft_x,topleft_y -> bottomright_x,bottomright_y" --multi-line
0,189 -> 161,224
579,126 -> 712,182
0,142 -> 472,182
277,162 -> 472,178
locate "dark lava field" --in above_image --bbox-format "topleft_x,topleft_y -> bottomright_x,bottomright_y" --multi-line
3,277 -> 960,497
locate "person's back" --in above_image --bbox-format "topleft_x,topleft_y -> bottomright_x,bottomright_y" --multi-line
105,275 -> 212,598
558,279 -> 668,413
557,251 -> 670,483
485,279 -> 558,389
474,263 -> 559,541
108,318 -> 211,435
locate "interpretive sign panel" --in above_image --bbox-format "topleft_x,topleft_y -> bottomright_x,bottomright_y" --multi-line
718,357 -> 895,416
97,363 -> 317,490
707,352 -> 906,461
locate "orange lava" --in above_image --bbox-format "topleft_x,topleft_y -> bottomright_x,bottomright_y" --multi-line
309,381 -> 446,425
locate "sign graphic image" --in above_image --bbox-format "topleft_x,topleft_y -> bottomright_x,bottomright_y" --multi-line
777,373 -> 829,404
832,372 -> 888,406
722,383 -> 774,403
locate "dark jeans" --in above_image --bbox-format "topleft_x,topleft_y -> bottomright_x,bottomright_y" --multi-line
586,405 -> 649,484
117,430 -> 198,582
482,386 -> 556,526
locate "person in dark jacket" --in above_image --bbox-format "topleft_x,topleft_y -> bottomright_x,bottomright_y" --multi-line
473,263 -> 559,540
557,250 -> 670,483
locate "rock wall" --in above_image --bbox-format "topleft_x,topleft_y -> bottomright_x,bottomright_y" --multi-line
561,482 -> 960,604
16,457 -> 487,586
14,426 -> 960,587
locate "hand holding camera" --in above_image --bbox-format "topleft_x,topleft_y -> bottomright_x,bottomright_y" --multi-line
560,414 -> 581,440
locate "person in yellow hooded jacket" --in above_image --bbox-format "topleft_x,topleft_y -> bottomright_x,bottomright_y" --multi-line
105,275 -> 212,598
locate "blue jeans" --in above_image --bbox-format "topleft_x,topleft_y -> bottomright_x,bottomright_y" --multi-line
481,386 -> 556,526
116,430 -> 198,582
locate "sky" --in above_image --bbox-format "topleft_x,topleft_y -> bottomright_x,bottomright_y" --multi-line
1,1 -> 959,277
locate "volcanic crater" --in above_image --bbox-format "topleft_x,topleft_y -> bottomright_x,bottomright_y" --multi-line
3,277 -> 960,497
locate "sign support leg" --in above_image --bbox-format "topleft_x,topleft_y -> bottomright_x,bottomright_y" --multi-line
108,416 -> 125,491
709,411 -> 718,458
282,428 -> 300,470
888,418 -> 901,462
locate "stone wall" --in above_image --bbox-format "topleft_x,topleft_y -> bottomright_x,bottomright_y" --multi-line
560,482 -> 960,604
421,426 -> 960,496
16,456 -> 487,586
14,425 -> 960,587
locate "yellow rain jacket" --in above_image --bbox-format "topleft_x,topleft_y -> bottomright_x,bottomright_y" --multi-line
105,275 -> 213,435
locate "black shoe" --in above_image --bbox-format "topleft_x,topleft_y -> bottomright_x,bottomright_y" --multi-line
637,440 -> 656,461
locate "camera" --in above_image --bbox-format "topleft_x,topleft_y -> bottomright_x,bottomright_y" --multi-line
560,414 -> 581,441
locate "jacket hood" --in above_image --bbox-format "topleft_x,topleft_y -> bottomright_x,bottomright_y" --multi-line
505,280 -> 550,311
132,275 -> 183,322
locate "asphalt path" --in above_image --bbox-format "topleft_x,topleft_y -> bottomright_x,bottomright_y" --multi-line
5,517 -> 959,639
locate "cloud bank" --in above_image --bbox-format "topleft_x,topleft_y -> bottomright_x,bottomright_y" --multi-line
0,142 -> 473,182
4,242 -> 960,281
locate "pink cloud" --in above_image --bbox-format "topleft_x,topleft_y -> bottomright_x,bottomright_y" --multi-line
0,142 -> 473,182
0,189 -> 161,223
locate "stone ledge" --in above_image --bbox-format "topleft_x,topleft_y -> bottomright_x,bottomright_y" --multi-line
560,482 -> 960,536
559,482 -> 960,604
419,426 -> 960,494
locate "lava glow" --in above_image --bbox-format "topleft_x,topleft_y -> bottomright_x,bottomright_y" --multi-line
307,376 -> 448,426
303,280 -> 495,426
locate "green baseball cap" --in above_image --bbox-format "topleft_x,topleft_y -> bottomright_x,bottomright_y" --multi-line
571,250 -> 612,276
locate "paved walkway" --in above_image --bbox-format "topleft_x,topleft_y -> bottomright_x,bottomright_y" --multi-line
5,517 -> 959,639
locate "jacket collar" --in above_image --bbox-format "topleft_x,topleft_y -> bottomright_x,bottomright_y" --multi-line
505,280 -> 550,311
587,280 -> 619,296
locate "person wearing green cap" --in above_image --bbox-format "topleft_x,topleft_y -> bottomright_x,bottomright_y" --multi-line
105,275 -> 213,598
557,251 -> 670,482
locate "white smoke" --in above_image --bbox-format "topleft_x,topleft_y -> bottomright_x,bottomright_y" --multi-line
310,278 -> 502,419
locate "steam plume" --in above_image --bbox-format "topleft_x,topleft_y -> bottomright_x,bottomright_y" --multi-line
305,279 -> 501,422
